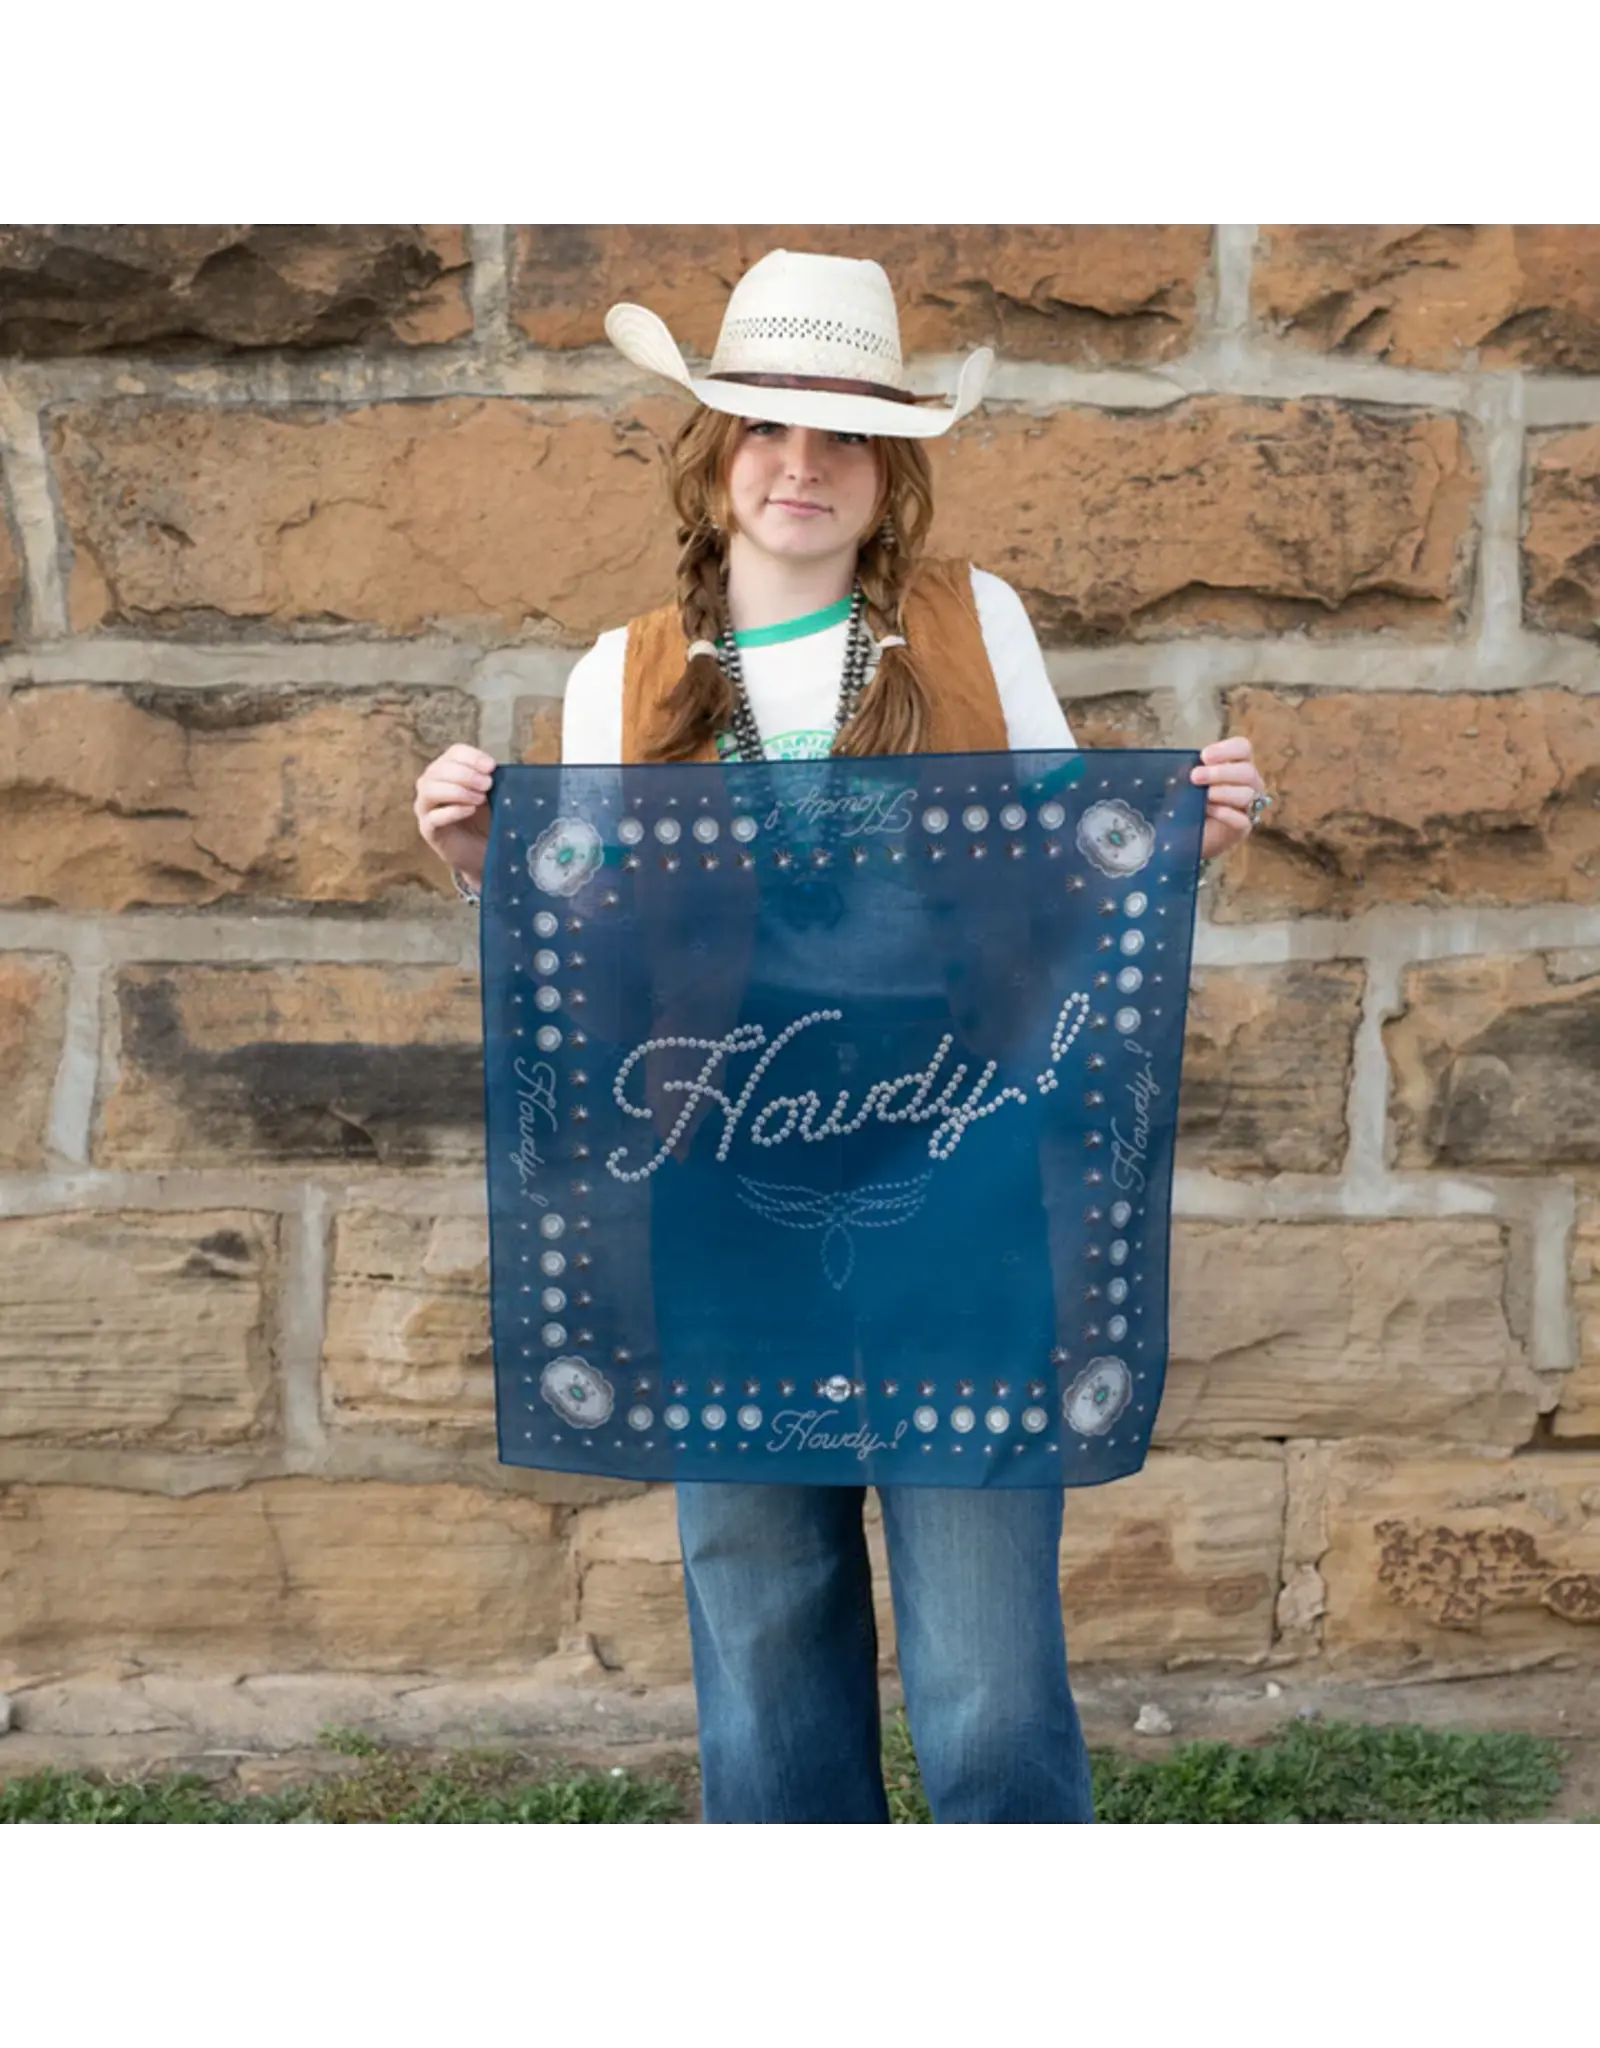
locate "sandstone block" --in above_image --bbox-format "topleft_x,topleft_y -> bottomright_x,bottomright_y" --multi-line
931,401 -> 1475,642
52,398 -> 682,642
0,226 -> 471,354
0,953 -> 68,1169
1253,226 -> 1600,372
1178,963 -> 1362,1174
1525,427 -> 1600,639
1302,1445 -> 1600,1663
511,226 -> 1209,363
1214,688 -> 1600,919
1060,1450 -> 1284,1664
512,698 -> 562,764
0,685 -> 470,910
572,1485 -> 689,1683
0,1479 -> 568,1673
98,964 -> 483,1168
323,1209 -> 492,1430
1385,954 -> 1600,1169
1060,691 -> 1171,748
0,1211 -> 276,1444
53,394 -> 1477,649
1159,1220 -> 1537,1445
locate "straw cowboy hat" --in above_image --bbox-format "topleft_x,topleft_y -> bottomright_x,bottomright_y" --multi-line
604,247 -> 994,440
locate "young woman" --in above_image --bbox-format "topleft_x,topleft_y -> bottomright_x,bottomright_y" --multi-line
415,249 -> 1268,1824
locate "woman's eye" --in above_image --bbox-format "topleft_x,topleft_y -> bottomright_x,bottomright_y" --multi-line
833,432 -> 868,446
746,420 -> 782,437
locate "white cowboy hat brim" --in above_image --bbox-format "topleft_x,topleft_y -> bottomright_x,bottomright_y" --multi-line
605,303 -> 992,440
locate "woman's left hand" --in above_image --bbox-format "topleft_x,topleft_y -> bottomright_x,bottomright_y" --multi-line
1193,737 -> 1269,861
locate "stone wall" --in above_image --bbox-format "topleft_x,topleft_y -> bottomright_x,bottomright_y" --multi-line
2,225 -> 1599,1709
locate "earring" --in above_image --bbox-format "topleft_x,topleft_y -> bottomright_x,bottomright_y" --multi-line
878,515 -> 896,552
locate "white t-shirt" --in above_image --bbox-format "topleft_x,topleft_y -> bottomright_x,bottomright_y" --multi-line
560,564 -> 1074,763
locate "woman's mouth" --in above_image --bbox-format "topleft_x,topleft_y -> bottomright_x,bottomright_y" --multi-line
769,499 -> 829,517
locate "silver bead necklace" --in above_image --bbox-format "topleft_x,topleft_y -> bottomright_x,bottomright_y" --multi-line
713,583 -> 874,928
715,583 -> 872,764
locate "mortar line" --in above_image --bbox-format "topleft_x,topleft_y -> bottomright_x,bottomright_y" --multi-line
1528,1179 -> 1580,1380
44,935 -> 107,1166
1208,225 -> 1257,341
0,910 -> 478,967
278,1183 -> 331,1468
1164,670 -> 1225,747
1171,1168 -> 1567,1224
466,225 -> 514,353
0,1170 -> 489,1217
1472,371 -> 1528,654
0,1432 -> 567,1497
3,900 -> 1597,970
0,1159 -> 1563,1227
6,335 -> 1592,416
0,382 -> 69,635
474,690 -> 517,760
4,632 -> 1597,702
1342,949 -> 1403,1193
1523,378 -> 1600,427
0,638 -> 491,688
1046,635 -> 1600,696
1192,902 -> 1600,967
470,648 -> 577,700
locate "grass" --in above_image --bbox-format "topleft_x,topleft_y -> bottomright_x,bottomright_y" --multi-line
1089,1719 -> 1564,1824
316,1725 -> 386,1758
880,1714 -> 1563,1824
1,1771 -> 283,1826
0,1717 -> 1567,1824
0,1743 -> 687,1826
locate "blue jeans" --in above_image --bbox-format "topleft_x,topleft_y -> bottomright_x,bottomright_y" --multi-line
676,1481 -> 1095,1824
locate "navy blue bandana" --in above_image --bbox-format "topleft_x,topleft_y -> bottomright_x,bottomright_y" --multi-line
482,751 -> 1205,1489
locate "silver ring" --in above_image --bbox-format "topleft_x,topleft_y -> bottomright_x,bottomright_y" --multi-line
1247,791 -> 1275,827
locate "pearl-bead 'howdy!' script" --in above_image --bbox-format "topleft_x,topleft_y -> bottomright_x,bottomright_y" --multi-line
605,994 -> 1092,1186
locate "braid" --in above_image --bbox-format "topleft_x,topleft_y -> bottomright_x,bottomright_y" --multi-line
650,522 -> 734,762
647,411 -> 740,763
835,437 -> 937,757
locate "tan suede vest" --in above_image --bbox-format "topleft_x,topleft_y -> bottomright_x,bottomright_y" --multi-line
618,556 -> 1009,762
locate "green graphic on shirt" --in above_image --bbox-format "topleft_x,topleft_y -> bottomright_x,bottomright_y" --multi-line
715,729 -> 833,763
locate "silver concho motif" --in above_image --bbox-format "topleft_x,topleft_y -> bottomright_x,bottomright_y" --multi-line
540,1356 -> 614,1429
1075,800 -> 1156,879
1062,1356 -> 1133,1437
528,818 -> 605,899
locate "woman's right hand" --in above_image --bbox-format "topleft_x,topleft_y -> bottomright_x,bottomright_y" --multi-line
414,744 -> 496,888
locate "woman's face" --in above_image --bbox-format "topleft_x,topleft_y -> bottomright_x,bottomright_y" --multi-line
724,419 -> 883,566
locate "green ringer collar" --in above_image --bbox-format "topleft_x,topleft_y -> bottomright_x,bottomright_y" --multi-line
731,595 -> 854,649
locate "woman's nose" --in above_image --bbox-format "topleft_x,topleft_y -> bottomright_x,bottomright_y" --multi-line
783,428 -> 826,477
